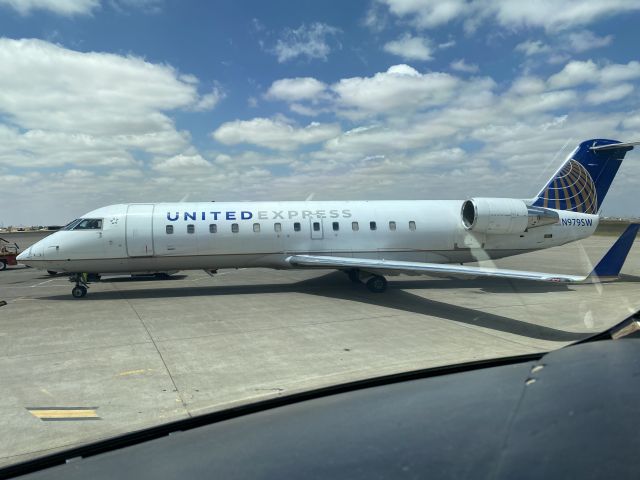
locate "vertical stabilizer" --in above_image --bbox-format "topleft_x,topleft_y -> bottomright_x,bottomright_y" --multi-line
533,139 -> 634,213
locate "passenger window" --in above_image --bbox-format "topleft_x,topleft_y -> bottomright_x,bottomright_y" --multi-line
370,221 -> 377,231
352,222 -> 359,231
209,224 -> 217,233
187,224 -> 195,234
332,222 -> 339,231
389,221 -> 396,231
409,221 -> 416,231
274,223 -> 282,232
294,222 -> 301,232
166,225 -> 173,234
313,222 -> 320,231
253,223 -> 260,233
232,223 -> 239,233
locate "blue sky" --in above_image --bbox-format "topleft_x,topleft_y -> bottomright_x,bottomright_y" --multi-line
1,0 -> 640,225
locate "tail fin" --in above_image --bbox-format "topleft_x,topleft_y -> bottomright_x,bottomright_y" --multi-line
532,139 -> 638,214
587,223 -> 640,281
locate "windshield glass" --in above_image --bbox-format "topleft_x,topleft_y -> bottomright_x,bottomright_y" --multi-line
1,0 -> 640,471
61,219 -> 83,230
73,219 -> 103,230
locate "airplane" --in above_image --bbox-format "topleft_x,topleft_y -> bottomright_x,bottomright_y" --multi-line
17,138 -> 640,298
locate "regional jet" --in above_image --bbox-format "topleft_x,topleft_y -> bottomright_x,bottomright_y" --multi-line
17,139 -> 640,298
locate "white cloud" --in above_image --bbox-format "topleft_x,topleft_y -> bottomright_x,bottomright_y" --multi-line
152,152 -> 211,174
509,76 -> 546,95
492,1 -> 640,32
515,40 -> 551,56
363,1 -> 388,32
502,89 -> 578,114
566,30 -> 613,52
599,61 -> 640,84
109,0 -> 163,14
265,77 -> 328,102
332,64 -> 459,116
272,22 -> 340,63
247,96 -> 259,108
515,31 -> 613,61
289,103 -> 327,117
547,60 -> 599,89
0,38 -> 222,175
192,87 -> 224,111
0,0 -> 99,16
377,0 -> 640,32
450,59 -> 479,73
548,60 -> 640,89
585,83 -> 634,105
381,0 -> 465,29
438,39 -> 456,49
383,34 -> 433,61
0,39 -> 213,136
212,118 -> 340,150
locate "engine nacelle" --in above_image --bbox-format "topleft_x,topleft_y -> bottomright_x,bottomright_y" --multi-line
461,198 -> 559,234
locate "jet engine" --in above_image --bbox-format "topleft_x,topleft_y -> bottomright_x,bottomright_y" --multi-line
461,198 -> 559,234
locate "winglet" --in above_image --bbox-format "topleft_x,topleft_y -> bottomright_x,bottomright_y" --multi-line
588,224 -> 640,280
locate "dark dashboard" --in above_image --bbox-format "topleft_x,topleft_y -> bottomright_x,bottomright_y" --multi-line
5,331 -> 640,480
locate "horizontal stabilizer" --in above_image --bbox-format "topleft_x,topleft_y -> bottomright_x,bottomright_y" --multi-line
287,224 -> 639,284
588,223 -> 640,280
590,141 -> 640,151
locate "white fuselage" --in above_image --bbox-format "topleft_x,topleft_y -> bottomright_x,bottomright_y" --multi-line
19,201 -> 598,274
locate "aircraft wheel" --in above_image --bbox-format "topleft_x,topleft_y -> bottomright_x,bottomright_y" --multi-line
72,286 -> 87,298
0,260 -> 6,271
366,275 -> 387,293
47,270 -> 58,276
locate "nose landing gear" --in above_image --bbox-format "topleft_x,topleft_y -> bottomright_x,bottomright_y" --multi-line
69,273 -> 89,298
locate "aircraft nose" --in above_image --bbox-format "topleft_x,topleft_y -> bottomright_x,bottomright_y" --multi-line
16,250 -> 27,261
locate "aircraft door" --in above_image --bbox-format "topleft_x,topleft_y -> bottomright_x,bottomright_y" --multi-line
126,204 -> 155,257
309,217 -> 324,240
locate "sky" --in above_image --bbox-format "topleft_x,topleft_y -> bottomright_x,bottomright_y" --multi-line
1,0 -> 640,225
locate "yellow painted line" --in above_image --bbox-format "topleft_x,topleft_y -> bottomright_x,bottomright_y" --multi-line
117,369 -> 147,376
27,407 -> 101,421
117,368 -> 153,377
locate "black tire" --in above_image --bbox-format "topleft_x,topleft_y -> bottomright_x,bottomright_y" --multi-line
72,286 -> 87,298
0,260 -> 6,271
366,275 -> 388,293
47,270 -> 58,276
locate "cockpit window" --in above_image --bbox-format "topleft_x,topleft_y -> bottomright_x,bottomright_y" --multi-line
73,218 -> 103,230
62,219 -> 83,230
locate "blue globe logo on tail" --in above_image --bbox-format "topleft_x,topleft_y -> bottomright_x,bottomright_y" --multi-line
533,139 -> 633,214
539,159 -> 598,214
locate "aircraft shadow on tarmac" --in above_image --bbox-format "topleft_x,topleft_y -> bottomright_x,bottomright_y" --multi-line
39,271 -> 593,342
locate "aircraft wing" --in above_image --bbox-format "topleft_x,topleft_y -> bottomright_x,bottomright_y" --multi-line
287,224 -> 640,284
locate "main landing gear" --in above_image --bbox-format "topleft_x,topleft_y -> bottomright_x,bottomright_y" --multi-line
365,275 -> 388,293
345,269 -> 388,293
69,273 -> 89,298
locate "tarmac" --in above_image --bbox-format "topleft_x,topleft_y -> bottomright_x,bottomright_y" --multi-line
1,230 -> 640,467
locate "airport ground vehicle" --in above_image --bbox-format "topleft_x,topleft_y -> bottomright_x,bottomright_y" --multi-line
0,237 -> 19,271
